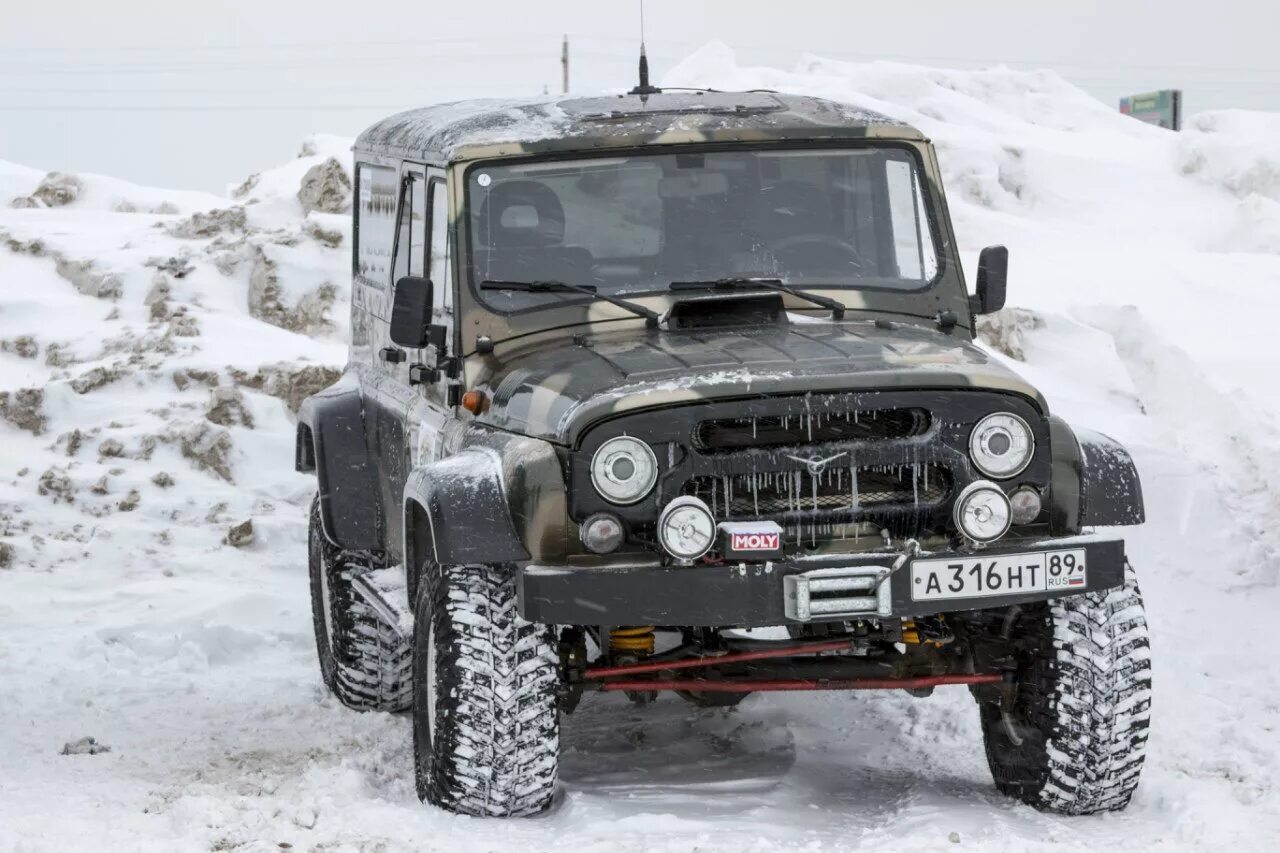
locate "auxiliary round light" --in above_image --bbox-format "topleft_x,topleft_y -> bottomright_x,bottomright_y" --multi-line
590,436 -> 658,504
580,512 -> 624,554
953,481 -> 1013,543
657,496 -> 716,562
969,412 -> 1035,479
1009,486 -> 1044,526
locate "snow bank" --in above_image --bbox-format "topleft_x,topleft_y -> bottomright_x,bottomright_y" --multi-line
3,42 -> 1280,851
5,161 -> 227,215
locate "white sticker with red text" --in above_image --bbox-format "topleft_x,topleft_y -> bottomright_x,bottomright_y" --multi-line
720,521 -> 784,552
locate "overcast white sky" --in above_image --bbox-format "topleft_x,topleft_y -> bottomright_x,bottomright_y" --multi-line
2,0 -> 1277,191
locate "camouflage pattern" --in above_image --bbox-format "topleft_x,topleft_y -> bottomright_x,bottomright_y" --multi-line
335,91 -> 1061,568
471,320 -> 1048,446
352,92 -> 972,370
354,92 -> 923,165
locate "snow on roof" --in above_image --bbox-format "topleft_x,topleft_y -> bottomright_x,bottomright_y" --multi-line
353,91 -> 921,163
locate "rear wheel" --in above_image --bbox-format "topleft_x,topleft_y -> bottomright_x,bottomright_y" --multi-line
413,562 -> 561,817
308,496 -> 412,712
976,562 -> 1152,814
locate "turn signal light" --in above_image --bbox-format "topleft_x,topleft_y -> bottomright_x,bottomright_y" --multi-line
461,390 -> 488,414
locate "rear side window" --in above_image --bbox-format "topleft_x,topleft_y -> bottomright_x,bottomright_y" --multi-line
356,163 -> 398,287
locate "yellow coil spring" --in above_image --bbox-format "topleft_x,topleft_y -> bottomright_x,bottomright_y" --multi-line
610,626 -> 656,656
902,618 -> 947,647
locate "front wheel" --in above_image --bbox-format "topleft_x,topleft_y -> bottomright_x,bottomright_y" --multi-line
413,563 -> 561,817
976,562 -> 1152,814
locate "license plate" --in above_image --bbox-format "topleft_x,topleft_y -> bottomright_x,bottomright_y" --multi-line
910,548 -> 1088,601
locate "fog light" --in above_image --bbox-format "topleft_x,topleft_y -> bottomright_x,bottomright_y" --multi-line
953,481 -> 1012,543
1009,487 -> 1043,525
580,512 -> 624,554
657,496 -> 716,562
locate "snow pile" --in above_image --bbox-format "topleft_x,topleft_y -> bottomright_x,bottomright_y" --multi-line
3,46 -> 1280,851
0,134 -> 351,580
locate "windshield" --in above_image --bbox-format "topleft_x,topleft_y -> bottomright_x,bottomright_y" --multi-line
466,146 -> 939,312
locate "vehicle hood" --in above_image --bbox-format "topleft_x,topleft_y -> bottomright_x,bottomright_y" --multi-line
473,320 -> 1046,445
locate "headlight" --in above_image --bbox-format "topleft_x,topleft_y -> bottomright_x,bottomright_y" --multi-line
969,413 -> 1034,479
591,436 -> 658,504
657,496 -> 716,561
953,481 -> 1012,543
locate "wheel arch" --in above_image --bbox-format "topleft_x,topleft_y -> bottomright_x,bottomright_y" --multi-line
402,448 -> 531,596
1048,415 -> 1145,533
297,373 -> 385,551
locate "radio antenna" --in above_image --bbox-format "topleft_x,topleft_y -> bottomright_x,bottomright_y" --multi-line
628,0 -> 661,97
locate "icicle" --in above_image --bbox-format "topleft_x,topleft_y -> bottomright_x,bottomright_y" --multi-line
752,416 -> 758,439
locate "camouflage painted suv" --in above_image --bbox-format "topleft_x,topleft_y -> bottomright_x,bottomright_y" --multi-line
298,91 -> 1151,818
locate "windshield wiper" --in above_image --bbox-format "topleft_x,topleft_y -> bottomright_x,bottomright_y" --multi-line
481,279 -> 660,328
669,277 -> 846,320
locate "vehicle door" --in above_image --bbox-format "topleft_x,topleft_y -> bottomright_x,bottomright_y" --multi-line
405,169 -> 458,471
367,162 -> 430,561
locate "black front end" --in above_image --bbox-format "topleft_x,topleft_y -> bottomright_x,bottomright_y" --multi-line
568,389 -> 1053,547
519,389 -> 1128,627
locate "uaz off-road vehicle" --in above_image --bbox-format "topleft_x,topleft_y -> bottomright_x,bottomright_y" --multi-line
298,90 -> 1151,818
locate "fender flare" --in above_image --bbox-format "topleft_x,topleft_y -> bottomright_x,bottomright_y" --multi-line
1048,416 -> 1145,533
296,376 -> 384,551
402,448 -> 530,584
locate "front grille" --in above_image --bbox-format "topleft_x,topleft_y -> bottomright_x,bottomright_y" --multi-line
692,408 -> 930,453
684,464 -> 951,519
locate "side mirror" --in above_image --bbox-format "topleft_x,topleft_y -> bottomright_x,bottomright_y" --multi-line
970,245 -> 1008,315
389,276 -> 435,347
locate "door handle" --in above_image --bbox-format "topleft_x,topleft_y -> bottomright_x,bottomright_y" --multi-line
380,346 -> 406,364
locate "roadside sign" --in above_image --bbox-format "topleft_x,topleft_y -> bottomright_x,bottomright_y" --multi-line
1120,90 -> 1182,131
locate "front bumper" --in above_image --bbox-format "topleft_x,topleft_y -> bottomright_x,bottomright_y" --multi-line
518,537 -> 1126,627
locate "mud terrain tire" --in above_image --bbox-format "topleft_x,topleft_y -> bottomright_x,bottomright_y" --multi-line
978,562 -> 1152,814
413,563 -> 560,817
308,496 -> 412,712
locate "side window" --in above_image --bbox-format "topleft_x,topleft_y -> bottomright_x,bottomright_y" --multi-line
394,171 -> 427,281
356,164 -> 398,287
427,180 -> 452,315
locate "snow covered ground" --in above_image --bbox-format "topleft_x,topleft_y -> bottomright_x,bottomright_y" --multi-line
3,43 -> 1280,851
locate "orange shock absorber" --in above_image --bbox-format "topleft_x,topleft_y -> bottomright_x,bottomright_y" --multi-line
902,619 -> 921,645
610,626 -> 656,656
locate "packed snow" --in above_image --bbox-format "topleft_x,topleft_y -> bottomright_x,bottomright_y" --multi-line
3,41 -> 1280,851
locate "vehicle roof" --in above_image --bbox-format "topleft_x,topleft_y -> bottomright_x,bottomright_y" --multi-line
353,91 -> 924,163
